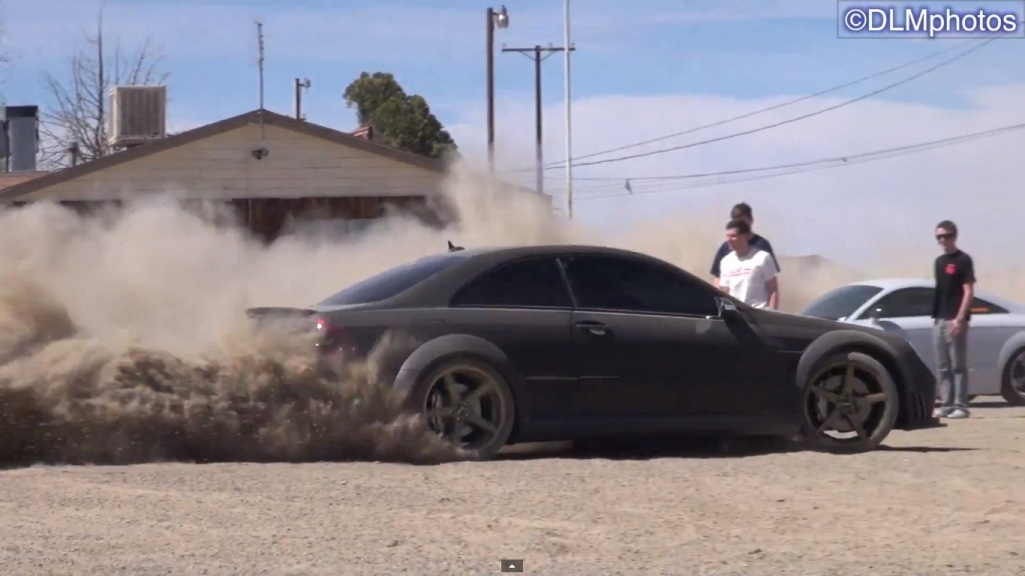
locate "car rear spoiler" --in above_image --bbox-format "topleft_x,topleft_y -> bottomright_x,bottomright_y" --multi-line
244,307 -> 318,319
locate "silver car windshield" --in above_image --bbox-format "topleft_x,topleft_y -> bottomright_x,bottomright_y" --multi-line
801,284 -> 883,320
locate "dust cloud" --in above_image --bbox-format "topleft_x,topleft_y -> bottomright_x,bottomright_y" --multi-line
0,160 -> 997,467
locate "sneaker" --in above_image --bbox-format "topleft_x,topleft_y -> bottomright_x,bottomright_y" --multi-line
947,408 -> 970,419
933,407 -> 950,418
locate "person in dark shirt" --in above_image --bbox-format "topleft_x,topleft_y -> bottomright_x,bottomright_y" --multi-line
709,202 -> 780,288
931,220 -> 976,419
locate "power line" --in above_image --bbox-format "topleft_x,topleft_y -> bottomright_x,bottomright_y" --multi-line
525,38 -> 995,173
572,120 -> 1025,201
580,122 -> 1025,198
562,39 -> 996,170
502,44 -> 575,198
532,40 -> 971,171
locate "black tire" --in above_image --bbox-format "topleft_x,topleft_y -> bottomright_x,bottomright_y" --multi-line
798,350 -> 899,454
1000,347 -> 1025,406
407,355 -> 516,460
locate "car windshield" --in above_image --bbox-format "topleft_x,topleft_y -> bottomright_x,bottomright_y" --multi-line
801,284 -> 883,320
318,253 -> 464,306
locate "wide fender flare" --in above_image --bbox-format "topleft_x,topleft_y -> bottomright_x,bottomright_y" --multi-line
392,333 -> 526,400
874,320 -> 907,338
997,329 -> 1025,375
795,329 -> 909,392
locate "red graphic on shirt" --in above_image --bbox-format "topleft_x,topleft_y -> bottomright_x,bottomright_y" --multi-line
725,267 -> 755,278
945,263 -> 956,275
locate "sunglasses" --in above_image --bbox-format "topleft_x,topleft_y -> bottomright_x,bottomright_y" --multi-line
936,233 -> 955,241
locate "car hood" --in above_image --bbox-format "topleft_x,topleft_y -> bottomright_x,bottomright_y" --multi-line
746,308 -> 902,351
748,308 -> 871,331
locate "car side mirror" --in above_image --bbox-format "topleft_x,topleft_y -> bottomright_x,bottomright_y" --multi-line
868,307 -> 883,323
716,297 -> 739,318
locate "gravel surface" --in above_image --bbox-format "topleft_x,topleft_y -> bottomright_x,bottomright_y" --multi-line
2,399 -> 1023,576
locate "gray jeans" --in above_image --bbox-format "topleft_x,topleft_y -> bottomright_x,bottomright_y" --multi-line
933,319 -> 969,409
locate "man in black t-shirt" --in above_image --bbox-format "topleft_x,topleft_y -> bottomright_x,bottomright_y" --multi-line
709,202 -> 781,288
931,220 -> 976,419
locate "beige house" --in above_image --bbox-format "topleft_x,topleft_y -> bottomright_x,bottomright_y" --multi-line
0,108 -> 543,241
0,108 -> 452,202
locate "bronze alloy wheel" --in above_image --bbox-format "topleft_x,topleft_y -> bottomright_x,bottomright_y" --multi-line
419,360 -> 515,459
801,351 -> 898,454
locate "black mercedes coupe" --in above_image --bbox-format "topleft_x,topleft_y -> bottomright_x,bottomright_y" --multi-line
247,243 -> 941,459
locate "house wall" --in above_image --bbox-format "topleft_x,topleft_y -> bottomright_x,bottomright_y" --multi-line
8,195 -> 446,244
15,122 -> 447,202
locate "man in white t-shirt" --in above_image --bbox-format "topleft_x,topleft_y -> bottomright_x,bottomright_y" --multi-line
718,218 -> 780,309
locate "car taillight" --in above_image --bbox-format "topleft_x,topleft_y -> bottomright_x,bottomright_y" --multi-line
313,317 -> 352,352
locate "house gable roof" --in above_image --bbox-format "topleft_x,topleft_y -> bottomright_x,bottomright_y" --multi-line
0,109 -> 447,202
0,171 -> 48,191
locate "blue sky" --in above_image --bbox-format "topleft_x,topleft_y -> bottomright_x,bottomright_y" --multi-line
2,0 -> 1025,272
5,0 -> 1023,120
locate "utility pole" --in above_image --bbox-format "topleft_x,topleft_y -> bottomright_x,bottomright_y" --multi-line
563,0 -> 574,220
565,0 -> 574,218
252,20 -> 266,231
255,21 -> 266,139
502,44 -> 575,197
294,77 -> 311,120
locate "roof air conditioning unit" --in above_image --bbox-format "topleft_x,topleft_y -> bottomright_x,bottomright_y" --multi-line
108,85 -> 167,149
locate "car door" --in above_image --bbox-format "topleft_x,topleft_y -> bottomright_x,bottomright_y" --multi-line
863,288 -> 1015,393
861,287 -> 937,367
446,255 -> 578,422
558,252 -> 773,419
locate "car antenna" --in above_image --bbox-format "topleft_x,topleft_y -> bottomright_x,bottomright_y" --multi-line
447,240 -> 464,252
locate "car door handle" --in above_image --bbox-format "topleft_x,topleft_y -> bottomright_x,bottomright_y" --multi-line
575,321 -> 611,337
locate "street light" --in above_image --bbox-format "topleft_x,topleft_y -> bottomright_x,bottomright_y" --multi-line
486,6 -> 510,174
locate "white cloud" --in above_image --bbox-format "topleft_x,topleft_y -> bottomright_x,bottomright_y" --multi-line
446,82 -> 1025,278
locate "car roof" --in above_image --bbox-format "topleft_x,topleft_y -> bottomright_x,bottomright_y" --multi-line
435,244 -> 672,269
449,244 -> 653,258
846,277 -> 1025,313
342,242 -> 714,310
854,278 -> 933,290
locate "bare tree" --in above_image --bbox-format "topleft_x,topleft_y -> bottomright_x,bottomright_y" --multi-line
39,9 -> 168,169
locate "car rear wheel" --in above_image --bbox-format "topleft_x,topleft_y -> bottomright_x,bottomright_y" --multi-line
412,357 -> 516,460
798,351 -> 899,454
1000,347 -> 1025,406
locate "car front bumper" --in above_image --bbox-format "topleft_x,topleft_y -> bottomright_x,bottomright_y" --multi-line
894,339 -> 942,431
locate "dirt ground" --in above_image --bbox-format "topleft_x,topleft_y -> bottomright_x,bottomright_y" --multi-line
0,399 -> 1020,576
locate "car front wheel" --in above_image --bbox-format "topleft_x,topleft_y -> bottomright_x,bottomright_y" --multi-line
798,351 -> 900,454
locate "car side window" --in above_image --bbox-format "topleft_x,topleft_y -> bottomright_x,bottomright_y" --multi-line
561,254 -> 718,316
319,253 -> 462,305
450,256 -> 573,309
872,287 -> 934,318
